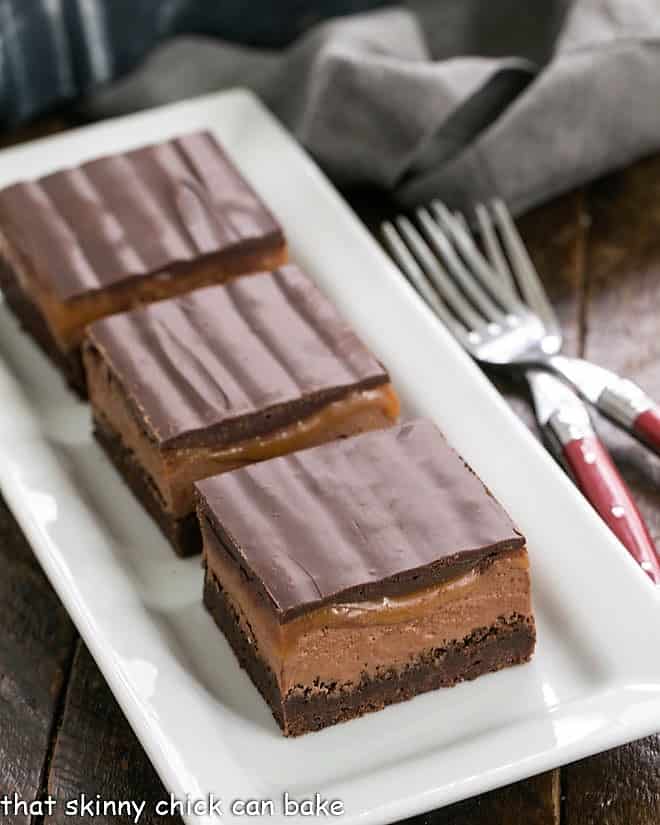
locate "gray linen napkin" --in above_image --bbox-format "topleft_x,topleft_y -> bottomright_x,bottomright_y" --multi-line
15,0 -> 660,212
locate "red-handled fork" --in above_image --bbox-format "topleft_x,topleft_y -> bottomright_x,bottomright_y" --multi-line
526,368 -> 658,580
439,200 -> 660,456
382,200 -> 660,584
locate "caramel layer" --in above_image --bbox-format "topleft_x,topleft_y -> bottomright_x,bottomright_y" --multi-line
0,227 -> 286,350
86,343 -> 400,517
202,520 -> 534,691
167,385 -> 399,509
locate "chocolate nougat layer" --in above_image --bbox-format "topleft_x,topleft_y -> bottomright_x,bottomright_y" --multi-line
0,131 -> 286,394
196,419 -> 536,735
203,564 -> 534,737
85,266 -> 399,555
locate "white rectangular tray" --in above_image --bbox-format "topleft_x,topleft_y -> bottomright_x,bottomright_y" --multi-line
0,90 -> 658,825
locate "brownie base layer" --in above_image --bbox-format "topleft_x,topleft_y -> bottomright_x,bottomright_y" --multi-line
0,259 -> 86,396
203,569 -> 536,737
94,420 -> 200,557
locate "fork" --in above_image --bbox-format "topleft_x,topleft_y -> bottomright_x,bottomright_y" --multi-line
386,200 -> 660,455
382,200 -> 660,584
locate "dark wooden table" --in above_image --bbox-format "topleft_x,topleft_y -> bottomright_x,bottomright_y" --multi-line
1,120 -> 659,825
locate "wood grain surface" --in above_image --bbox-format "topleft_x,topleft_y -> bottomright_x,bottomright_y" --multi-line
0,122 -> 659,824
43,644 -> 183,825
0,499 -> 77,825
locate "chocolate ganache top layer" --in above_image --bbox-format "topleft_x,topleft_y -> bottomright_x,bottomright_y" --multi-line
86,265 -> 389,448
0,131 -> 283,301
196,418 -> 525,620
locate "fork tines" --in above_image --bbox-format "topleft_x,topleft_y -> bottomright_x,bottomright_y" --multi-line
382,198 -> 555,342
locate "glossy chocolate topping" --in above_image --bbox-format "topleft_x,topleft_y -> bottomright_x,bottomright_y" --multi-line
0,131 -> 283,301
86,265 -> 389,448
196,418 -> 525,620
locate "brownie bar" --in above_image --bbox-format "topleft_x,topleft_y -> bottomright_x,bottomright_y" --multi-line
0,256 -> 85,391
196,418 -> 536,736
94,420 -> 201,556
84,265 -> 400,555
0,131 -> 287,395
203,568 -> 535,736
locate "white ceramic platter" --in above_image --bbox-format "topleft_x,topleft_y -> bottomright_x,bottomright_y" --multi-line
0,90 -> 658,825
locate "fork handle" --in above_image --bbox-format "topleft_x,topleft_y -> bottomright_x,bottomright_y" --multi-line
550,357 -> 660,457
562,434 -> 660,584
631,407 -> 660,455
593,377 -> 660,451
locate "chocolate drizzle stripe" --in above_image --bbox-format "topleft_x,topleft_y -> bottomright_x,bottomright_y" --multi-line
196,419 -> 524,618
0,130 -> 282,301
88,266 -> 388,445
